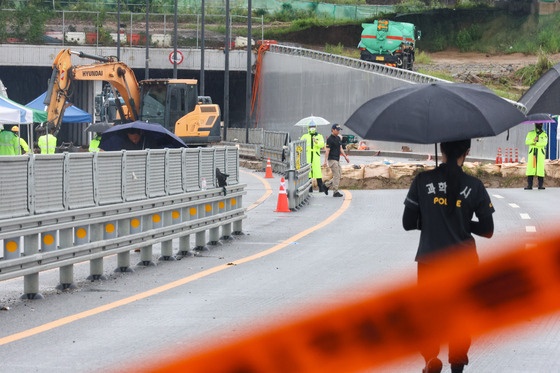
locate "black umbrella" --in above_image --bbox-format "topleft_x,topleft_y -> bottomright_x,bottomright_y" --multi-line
99,121 -> 187,151
518,62 -> 560,114
85,122 -> 113,133
345,82 -> 527,144
521,113 -> 556,124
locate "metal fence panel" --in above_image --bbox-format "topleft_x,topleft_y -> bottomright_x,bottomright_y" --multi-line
167,149 -> 183,195
147,150 -> 166,198
67,153 -> 95,210
34,155 -> 65,214
184,149 -> 200,192
200,148 -> 216,188
97,152 -> 123,205
215,147 -> 226,177
124,151 -> 147,201
0,156 -> 28,219
226,147 -> 239,184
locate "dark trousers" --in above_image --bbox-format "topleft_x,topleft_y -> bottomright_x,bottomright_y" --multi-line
418,262 -> 471,366
310,178 -> 324,192
526,175 -> 544,188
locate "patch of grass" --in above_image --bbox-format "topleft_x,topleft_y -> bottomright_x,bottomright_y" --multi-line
414,50 -> 432,64
513,48 -> 553,86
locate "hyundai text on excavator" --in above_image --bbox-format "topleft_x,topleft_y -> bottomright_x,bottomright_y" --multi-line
45,49 -> 221,145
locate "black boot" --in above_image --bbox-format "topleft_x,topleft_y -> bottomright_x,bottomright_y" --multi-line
538,176 -> 545,190
524,175 -> 533,190
451,364 -> 464,373
317,178 -> 325,193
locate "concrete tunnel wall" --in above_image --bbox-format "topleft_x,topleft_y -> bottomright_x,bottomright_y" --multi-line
255,50 -> 534,161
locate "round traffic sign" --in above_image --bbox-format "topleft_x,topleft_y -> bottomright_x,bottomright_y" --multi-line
169,50 -> 184,65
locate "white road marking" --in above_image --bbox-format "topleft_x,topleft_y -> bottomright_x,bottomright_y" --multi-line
526,226 -> 536,232
509,203 -> 520,208
520,213 -> 531,220
493,194 -> 504,199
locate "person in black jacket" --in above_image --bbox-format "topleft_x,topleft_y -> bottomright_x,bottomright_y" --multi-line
402,139 -> 495,373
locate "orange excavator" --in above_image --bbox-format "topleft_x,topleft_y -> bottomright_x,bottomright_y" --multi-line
45,49 -> 221,145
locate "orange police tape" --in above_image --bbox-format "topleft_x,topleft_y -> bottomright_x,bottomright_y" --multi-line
138,231 -> 560,373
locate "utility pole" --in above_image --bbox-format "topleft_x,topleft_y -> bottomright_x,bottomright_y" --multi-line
145,0 -> 149,79
246,0 -> 252,143
117,0 -> 121,60
173,0 -> 178,79
223,0 -> 230,138
200,0 -> 205,96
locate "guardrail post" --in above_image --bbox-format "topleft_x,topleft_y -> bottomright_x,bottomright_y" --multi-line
88,223 -> 107,281
159,210 -> 176,261
208,200 -> 221,246
177,206 -> 195,257
221,197 -> 233,241
138,214 -> 156,267
115,218 -> 134,273
57,227 -> 76,290
287,169 -> 296,210
22,233 -> 43,299
232,196 -> 244,235
194,202 -> 208,251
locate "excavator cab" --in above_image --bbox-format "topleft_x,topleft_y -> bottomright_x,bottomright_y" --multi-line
139,79 -> 220,145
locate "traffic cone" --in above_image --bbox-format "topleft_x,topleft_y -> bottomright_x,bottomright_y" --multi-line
509,148 -> 513,163
496,147 -> 502,165
264,157 -> 273,179
515,148 -> 519,163
274,177 -> 290,213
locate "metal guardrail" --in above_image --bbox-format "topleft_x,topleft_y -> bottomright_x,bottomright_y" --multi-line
286,139 -> 311,210
268,44 -> 528,113
224,128 -> 311,211
0,147 -> 239,219
0,146 -> 245,298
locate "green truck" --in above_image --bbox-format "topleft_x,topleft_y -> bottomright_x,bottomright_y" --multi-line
358,20 -> 420,70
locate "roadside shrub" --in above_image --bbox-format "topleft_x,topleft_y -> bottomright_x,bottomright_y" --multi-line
325,42 -> 345,55
513,48 -> 553,86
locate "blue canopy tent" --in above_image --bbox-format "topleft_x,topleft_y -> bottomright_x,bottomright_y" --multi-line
26,92 -> 92,123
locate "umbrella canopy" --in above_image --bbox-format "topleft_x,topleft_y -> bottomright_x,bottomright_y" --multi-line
518,62 -> 560,115
0,95 -> 47,124
85,122 -> 113,133
294,115 -> 330,127
26,92 -> 92,123
521,113 -> 556,124
99,121 -> 187,151
345,82 -> 527,144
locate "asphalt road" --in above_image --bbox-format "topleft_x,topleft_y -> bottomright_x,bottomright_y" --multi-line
0,168 -> 559,373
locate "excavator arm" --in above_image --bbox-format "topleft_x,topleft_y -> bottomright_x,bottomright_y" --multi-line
45,49 -> 141,130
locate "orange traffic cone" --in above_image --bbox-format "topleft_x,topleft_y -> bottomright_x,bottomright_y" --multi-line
495,147 -> 502,165
515,148 -> 519,163
509,148 -> 513,163
274,177 -> 290,213
264,157 -> 273,179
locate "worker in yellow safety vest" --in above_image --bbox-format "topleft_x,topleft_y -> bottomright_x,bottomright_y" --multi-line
89,133 -> 102,152
11,126 -> 29,154
37,126 -> 57,154
300,124 -> 326,193
0,125 -> 19,155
